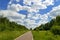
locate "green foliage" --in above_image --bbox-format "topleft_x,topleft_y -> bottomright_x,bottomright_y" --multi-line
30,28 -> 32,30
34,24 -> 44,30
43,19 -> 55,30
0,16 -> 28,40
55,16 -> 60,25
0,30 -> 27,40
0,17 -> 28,31
51,26 -> 60,35
34,16 -> 60,36
32,31 -> 60,40
34,19 -> 55,31
51,16 -> 60,35
34,16 -> 60,31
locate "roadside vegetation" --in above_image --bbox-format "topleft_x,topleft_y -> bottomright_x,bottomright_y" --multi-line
0,16 -> 28,40
0,15 -> 60,40
32,16 -> 60,40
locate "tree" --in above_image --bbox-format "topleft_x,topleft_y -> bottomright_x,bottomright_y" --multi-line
0,16 -> 28,31
51,16 -> 60,35
51,26 -> 60,35
34,18 -> 55,30
55,16 -> 60,25
30,28 -> 32,30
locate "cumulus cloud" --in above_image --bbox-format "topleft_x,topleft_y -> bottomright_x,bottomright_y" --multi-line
8,4 -> 23,12
0,10 -> 39,29
23,0 -> 54,12
43,0 -> 54,6
0,10 -> 26,24
49,5 -> 60,19
0,9 -> 49,29
16,0 -> 20,2
1,0 -> 60,29
8,0 -> 54,12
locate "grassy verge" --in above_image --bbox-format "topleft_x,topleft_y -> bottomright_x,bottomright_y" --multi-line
0,30 -> 28,40
32,31 -> 60,40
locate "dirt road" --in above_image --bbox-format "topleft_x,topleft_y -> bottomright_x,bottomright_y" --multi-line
15,31 -> 33,40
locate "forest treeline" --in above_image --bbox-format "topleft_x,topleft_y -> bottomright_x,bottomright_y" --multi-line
0,16 -> 28,31
0,15 -> 60,35
34,16 -> 60,35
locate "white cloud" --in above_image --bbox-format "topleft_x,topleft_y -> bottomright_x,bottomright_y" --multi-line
8,0 -> 54,12
0,10 -> 38,29
23,0 -> 54,12
16,0 -> 20,2
49,5 -> 60,19
8,0 -> 12,4
23,0 -> 54,6
1,0 -> 59,29
43,0 -> 54,6
0,10 -> 49,29
0,10 -> 26,22
27,13 -> 41,20
40,14 -> 48,20
8,4 -> 23,12
8,0 -> 55,13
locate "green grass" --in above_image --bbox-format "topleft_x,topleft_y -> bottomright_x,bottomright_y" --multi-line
0,30 -> 27,40
32,31 -> 60,40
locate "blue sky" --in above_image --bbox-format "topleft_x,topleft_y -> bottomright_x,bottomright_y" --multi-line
0,0 -> 10,10
39,0 -> 60,14
0,0 -> 60,14
0,0 -> 60,29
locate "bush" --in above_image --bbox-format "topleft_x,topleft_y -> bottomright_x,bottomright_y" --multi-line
55,16 -> 60,25
51,26 -> 60,35
0,17 -> 28,31
0,24 -> 6,31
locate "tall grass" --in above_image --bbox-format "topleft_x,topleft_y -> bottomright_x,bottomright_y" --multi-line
0,30 -> 27,40
0,17 -> 28,40
32,31 -> 60,40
